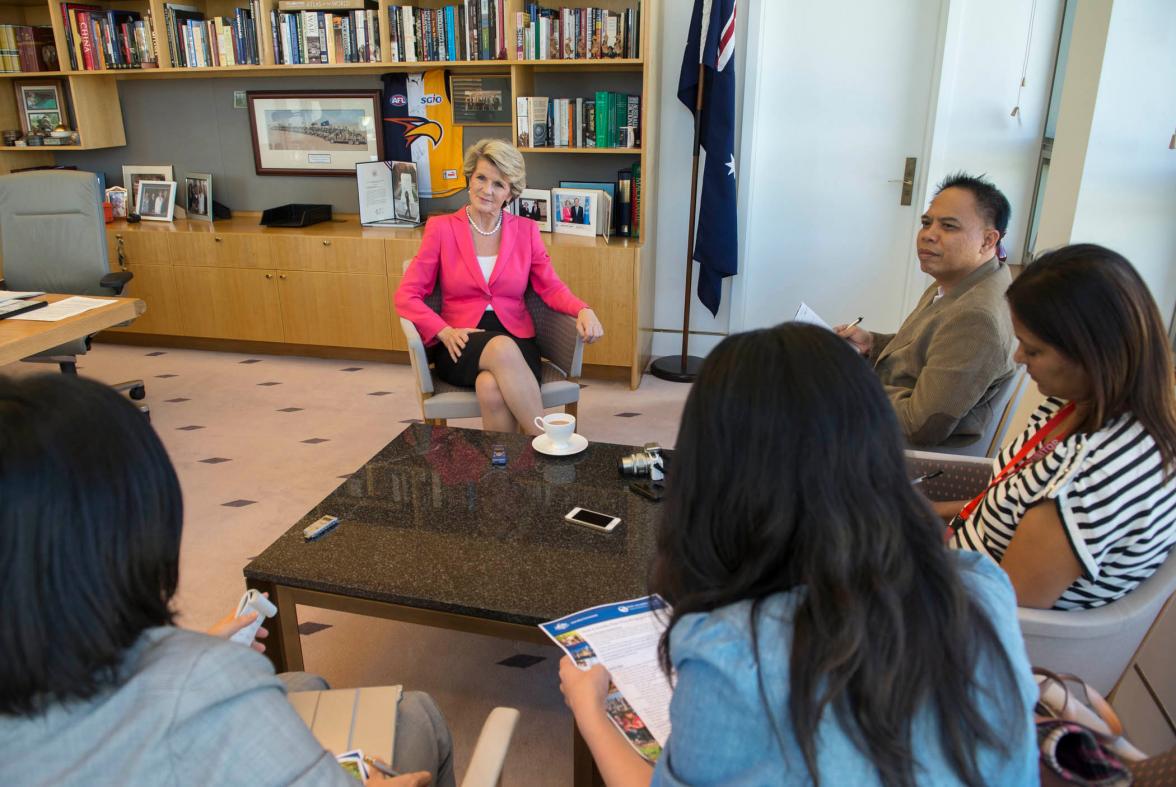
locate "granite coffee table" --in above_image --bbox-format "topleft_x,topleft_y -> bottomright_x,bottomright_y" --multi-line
244,423 -> 662,785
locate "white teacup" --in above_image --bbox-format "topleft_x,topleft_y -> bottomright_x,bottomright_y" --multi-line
534,413 -> 576,447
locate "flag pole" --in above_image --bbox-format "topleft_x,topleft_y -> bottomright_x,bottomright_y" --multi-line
649,61 -> 708,383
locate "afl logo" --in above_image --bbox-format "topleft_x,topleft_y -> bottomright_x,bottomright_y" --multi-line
389,94 -> 407,106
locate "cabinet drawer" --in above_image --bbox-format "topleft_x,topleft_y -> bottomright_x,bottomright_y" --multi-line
103,263 -> 183,335
271,236 -> 384,275
173,267 -> 283,342
110,230 -> 173,266
277,270 -> 394,349
211,233 -> 274,269
168,233 -> 217,267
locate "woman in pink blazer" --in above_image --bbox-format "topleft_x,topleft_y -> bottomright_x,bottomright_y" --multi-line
396,139 -> 604,434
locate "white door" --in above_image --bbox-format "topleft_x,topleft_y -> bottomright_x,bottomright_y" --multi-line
734,0 -> 945,333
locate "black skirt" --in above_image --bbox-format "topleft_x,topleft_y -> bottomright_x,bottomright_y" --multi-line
431,311 -> 542,388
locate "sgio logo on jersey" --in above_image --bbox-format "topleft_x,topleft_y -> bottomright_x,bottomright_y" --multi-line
421,93 -> 445,106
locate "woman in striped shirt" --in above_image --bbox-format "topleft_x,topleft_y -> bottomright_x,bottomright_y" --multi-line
938,244 -> 1176,610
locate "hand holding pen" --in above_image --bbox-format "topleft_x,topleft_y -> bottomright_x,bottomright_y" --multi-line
833,316 -> 871,356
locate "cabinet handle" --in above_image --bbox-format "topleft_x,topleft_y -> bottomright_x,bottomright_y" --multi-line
322,240 -> 331,246
265,273 -> 273,279
279,274 -> 287,280
214,236 -> 223,242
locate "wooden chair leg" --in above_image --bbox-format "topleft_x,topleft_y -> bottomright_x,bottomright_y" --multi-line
427,418 -> 447,427
565,401 -> 578,421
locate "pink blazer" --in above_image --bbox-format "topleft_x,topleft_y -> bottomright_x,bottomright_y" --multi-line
395,208 -> 588,345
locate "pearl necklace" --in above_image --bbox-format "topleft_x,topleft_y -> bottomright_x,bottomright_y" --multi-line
466,206 -> 502,236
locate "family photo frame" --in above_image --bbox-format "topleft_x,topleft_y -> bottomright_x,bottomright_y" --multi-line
247,90 -> 383,176
136,180 -> 177,222
13,79 -> 69,136
184,173 -> 213,222
122,165 -> 174,214
516,188 -> 552,232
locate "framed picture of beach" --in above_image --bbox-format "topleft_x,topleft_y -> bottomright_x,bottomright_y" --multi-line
246,91 -> 384,176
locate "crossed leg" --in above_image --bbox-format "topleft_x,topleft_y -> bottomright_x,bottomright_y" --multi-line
475,335 -> 544,435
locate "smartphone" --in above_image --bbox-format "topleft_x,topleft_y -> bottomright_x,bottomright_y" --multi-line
564,507 -> 621,533
629,481 -> 665,502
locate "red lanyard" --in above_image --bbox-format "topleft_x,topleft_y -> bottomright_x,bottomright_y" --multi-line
955,401 -> 1076,525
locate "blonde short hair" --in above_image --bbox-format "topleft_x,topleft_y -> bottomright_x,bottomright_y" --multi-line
463,139 -> 527,201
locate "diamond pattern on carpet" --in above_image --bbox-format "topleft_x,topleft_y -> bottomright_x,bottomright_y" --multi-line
199,457 -> 232,464
278,407 -> 304,413
301,437 -> 329,444
222,499 -> 256,507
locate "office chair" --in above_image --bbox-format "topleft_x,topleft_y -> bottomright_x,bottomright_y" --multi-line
933,368 -> 1029,458
0,170 -> 146,409
398,260 -> 583,427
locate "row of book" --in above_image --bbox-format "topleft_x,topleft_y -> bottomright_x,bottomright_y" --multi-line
515,3 -> 640,60
60,3 -> 157,70
162,2 -> 262,68
388,1 -> 506,62
516,92 -> 640,150
271,1 -> 382,65
0,25 -> 58,72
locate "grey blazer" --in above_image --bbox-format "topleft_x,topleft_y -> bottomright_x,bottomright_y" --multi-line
869,257 -> 1015,448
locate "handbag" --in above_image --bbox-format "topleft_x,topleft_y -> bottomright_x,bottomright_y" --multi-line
1034,668 -> 1144,786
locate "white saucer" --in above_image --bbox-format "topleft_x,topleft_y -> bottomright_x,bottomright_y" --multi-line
532,432 -> 589,456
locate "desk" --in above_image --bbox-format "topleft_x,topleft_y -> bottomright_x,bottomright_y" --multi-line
244,424 -> 661,786
0,294 -> 145,367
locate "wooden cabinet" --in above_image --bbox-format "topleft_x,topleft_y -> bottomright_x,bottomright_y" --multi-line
277,270 -> 393,349
109,263 -> 184,335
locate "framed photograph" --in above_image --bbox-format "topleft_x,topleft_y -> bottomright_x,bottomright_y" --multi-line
517,188 -> 552,232
552,188 -> 611,238
450,74 -> 512,125
392,161 -> 420,223
559,180 -> 616,203
247,90 -> 383,176
184,173 -> 212,222
136,180 -> 177,222
13,79 -> 69,136
122,165 -> 174,214
105,186 -> 128,218
356,160 -> 421,227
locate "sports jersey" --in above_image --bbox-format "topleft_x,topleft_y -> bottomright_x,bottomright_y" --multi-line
381,70 -> 465,198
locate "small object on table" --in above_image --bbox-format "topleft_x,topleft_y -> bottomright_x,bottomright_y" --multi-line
303,514 -> 339,541
491,444 -> 507,465
127,213 -> 141,224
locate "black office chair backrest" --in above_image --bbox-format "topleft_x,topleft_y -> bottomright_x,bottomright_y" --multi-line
0,170 -> 112,295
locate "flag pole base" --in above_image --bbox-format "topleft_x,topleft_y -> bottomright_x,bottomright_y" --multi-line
649,354 -> 705,383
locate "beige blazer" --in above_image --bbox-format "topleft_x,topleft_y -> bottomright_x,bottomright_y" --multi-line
869,257 -> 1015,448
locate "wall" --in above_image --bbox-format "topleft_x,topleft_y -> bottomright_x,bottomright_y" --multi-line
56,71 -> 641,216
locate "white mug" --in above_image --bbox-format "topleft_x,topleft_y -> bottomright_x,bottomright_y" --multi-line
534,413 -> 576,447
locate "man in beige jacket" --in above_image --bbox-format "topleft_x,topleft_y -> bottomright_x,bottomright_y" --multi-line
838,173 -> 1016,449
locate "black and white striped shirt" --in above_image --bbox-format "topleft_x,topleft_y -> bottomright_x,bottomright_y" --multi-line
952,397 -> 1176,609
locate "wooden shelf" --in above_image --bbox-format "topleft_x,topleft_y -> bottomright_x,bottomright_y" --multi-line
2,144 -> 85,150
518,146 -> 641,155
0,70 -> 71,78
515,58 -> 643,71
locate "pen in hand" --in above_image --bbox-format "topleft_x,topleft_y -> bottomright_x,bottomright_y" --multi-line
911,470 -> 943,486
364,756 -> 401,778
842,316 -> 864,331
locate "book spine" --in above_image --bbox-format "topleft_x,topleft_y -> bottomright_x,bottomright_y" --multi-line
76,10 -> 95,69
445,5 -> 455,61
495,0 -> 503,58
16,26 -> 36,71
516,95 -> 528,147
616,169 -> 631,237
631,161 -> 640,239
627,94 -> 640,147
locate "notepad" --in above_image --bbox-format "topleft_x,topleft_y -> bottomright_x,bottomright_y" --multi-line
793,301 -> 832,330
0,290 -> 45,303
7,296 -> 115,321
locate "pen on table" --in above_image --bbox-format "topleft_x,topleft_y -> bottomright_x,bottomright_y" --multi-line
364,756 -> 401,778
911,470 -> 943,486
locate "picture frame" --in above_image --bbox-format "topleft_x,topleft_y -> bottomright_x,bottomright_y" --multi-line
136,180 -> 177,222
552,188 -> 612,238
517,188 -> 552,232
105,186 -> 128,218
247,90 -> 383,176
122,165 -> 174,214
450,74 -> 512,125
184,173 -> 213,222
356,160 -> 421,227
13,79 -> 69,136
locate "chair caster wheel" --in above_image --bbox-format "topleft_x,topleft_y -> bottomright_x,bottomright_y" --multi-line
130,385 -> 146,400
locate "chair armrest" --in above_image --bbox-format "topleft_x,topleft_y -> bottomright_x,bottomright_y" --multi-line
400,317 -> 434,394
100,271 -> 133,295
459,707 -> 520,787
526,291 -> 584,377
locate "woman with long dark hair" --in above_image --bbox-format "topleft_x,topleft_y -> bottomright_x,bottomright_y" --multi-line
559,324 -> 1037,786
942,244 -> 1176,609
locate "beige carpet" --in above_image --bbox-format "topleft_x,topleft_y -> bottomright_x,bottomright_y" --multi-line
2,343 -> 688,786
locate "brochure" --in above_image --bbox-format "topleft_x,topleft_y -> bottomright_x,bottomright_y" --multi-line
540,595 -> 672,763
356,160 -> 422,227
793,301 -> 832,330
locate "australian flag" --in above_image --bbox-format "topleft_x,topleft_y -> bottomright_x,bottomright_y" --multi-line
678,0 -> 737,317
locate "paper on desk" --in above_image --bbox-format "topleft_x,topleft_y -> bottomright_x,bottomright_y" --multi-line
0,290 -> 45,302
793,301 -> 832,330
541,596 -> 672,762
8,296 -> 115,321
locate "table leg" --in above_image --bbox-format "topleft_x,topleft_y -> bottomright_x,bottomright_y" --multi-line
573,725 -> 604,787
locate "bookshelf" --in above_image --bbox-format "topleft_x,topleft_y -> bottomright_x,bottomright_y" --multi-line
0,0 -> 659,385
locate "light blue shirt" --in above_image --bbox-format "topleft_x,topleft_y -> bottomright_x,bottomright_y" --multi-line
651,551 -> 1039,786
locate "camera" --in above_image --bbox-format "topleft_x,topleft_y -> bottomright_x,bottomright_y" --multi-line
619,443 -> 665,482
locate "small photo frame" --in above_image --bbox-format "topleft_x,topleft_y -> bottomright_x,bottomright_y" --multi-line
450,74 -> 512,125
122,165 -> 174,214
13,79 -> 69,136
105,186 -> 128,218
518,188 -> 551,232
552,187 -> 611,238
392,161 -> 420,223
184,173 -> 212,221
136,180 -> 177,221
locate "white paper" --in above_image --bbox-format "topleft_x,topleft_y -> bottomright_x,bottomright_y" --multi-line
541,596 -> 671,762
0,291 -> 45,302
357,161 -> 396,224
8,296 -> 116,321
793,301 -> 832,330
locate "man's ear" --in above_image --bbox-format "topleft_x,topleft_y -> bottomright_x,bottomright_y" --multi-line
981,228 -> 1000,254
